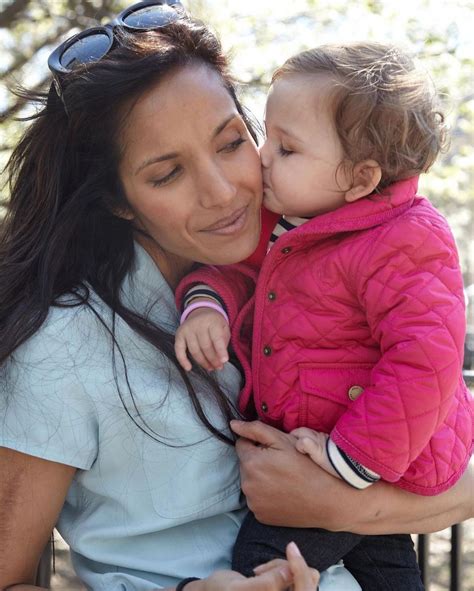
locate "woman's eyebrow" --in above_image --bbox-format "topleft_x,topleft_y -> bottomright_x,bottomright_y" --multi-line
135,151 -> 179,175
212,113 -> 239,138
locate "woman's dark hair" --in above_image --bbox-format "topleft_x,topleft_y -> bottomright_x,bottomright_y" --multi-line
0,15 -> 257,445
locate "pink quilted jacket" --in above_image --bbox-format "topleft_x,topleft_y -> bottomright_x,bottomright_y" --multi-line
176,177 -> 473,495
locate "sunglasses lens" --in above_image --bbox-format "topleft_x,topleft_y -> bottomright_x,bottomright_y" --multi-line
123,4 -> 179,29
60,32 -> 111,70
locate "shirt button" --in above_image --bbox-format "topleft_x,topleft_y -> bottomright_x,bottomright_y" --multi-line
348,385 -> 364,401
268,291 -> 276,301
261,402 -> 268,412
281,246 -> 292,254
263,345 -> 272,356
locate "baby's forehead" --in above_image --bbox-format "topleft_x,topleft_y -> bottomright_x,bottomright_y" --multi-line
269,73 -> 338,105
267,73 -> 338,121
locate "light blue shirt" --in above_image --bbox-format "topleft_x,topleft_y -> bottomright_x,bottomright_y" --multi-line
0,243 -> 360,591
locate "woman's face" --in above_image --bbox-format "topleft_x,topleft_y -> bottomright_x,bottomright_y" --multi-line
119,64 -> 262,278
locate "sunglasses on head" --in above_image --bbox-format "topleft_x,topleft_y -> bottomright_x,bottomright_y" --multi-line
48,0 -> 184,98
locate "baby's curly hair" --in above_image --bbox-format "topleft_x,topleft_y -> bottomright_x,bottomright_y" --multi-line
272,42 -> 448,190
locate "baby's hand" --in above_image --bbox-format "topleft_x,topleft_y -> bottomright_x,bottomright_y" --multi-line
290,428 -> 340,480
175,306 -> 230,372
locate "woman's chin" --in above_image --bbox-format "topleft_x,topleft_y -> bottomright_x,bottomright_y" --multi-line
207,221 -> 261,265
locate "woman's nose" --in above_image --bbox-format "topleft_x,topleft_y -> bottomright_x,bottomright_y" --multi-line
198,163 -> 237,209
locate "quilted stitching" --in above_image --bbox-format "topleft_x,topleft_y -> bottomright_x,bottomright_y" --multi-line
177,178 -> 473,495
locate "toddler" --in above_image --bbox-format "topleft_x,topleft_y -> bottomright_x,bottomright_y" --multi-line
174,42 -> 473,590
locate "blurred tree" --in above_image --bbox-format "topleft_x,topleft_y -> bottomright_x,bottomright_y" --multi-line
0,0 -> 473,306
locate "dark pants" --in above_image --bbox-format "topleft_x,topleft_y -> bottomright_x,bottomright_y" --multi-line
232,512 -> 424,591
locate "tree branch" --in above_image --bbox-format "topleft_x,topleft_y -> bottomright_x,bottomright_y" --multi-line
0,22 -> 74,81
0,0 -> 30,28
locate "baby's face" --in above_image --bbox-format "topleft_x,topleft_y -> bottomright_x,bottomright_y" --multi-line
260,74 -> 350,217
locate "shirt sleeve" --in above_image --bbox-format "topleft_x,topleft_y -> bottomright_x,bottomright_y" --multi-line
0,307 -> 99,469
327,438 -> 380,489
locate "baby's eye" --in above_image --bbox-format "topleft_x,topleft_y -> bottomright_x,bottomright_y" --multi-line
278,145 -> 293,157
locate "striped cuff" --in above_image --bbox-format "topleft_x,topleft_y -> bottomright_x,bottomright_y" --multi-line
326,438 -> 380,490
183,284 -> 227,313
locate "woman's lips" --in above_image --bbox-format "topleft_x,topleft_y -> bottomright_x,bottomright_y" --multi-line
201,206 -> 248,236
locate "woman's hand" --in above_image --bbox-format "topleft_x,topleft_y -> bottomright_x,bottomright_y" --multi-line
231,420 -> 474,535
191,542 -> 319,591
253,542 -> 320,590
231,419 -> 349,529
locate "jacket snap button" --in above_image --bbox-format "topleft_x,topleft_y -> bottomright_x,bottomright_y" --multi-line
263,345 -> 272,356
261,402 -> 268,412
348,385 -> 364,401
281,246 -> 292,254
268,291 -> 276,301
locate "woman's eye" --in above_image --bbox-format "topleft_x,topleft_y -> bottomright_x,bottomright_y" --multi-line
151,166 -> 181,188
278,145 -> 293,157
219,137 -> 246,153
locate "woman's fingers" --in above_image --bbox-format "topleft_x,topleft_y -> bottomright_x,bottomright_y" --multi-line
240,563 -> 291,590
253,558 -> 287,575
249,545 -> 320,590
286,542 -> 320,590
231,420 -> 287,448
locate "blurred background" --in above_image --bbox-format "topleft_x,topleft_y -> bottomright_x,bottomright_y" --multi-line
1,0 -> 473,330
0,1 -> 473,589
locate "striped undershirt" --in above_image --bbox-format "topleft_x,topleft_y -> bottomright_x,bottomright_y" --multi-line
268,214 -> 309,250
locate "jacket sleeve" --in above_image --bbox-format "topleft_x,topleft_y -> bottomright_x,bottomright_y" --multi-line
175,207 -> 278,325
331,213 -> 466,482
175,263 -> 258,327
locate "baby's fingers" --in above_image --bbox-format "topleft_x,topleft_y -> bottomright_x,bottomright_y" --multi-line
290,427 -> 319,441
196,331 -> 224,371
295,438 -> 320,459
209,324 -> 230,366
174,331 -> 193,372
186,333 -> 214,371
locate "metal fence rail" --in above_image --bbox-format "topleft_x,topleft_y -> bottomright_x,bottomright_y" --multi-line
418,524 -> 464,591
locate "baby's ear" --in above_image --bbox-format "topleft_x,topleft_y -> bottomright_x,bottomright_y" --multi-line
344,160 -> 382,203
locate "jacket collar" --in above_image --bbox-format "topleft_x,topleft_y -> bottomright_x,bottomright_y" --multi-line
293,176 -> 419,238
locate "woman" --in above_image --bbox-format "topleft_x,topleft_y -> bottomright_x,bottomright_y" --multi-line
0,2 -> 472,590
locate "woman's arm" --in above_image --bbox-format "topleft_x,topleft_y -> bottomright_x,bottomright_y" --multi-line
0,447 -> 76,590
231,420 -> 473,535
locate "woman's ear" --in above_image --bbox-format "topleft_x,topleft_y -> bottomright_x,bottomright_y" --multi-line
114,207 -> 135,221
344,160 -> 382,203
